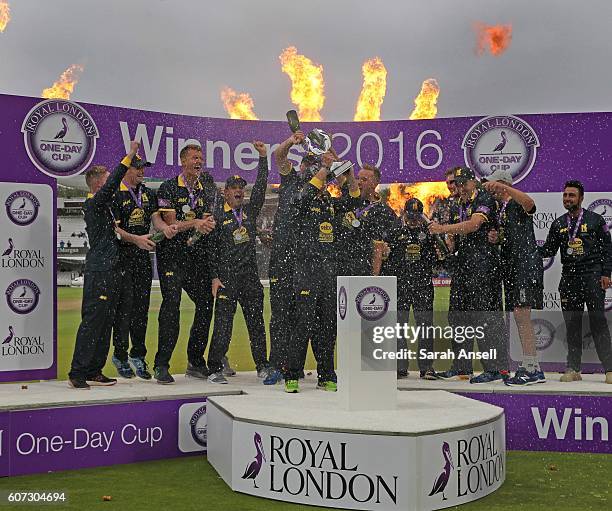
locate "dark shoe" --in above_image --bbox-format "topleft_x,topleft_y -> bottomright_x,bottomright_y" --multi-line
154,366 -> 175,385
207,371 -> 228,384
397,369 -> 409,379
112,356 -> 135,379
185,363 -> 208,379
263,369 -> 283,385
86,374 -> 117,386
128,356 -> 152,380
420,369 -> 439,380
470,371 -> 508,384
437,369 -> 473,381
68,378 -> 90,390
222,356 -> 236,377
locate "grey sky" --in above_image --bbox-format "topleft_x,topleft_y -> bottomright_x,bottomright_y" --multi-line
1,0 -> 611,121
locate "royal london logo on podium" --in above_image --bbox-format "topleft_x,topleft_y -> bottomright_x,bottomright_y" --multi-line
21,99 -> 99,179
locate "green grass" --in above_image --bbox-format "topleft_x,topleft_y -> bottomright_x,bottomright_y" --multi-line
0,452 -> 609,511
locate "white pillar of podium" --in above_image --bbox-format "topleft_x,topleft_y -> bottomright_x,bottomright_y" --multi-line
336,276 -> 397,411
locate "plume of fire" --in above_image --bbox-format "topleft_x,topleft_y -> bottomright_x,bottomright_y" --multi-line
409,79 -> 440,120
354,57 -> 387,121
279,46 -> 325,121
0,1 -> 10,33
220,86 -> 259,120
384,182 -> 449,217
474,22 -> 512,56
327,183 -> 342,198
41,65 -> 84,100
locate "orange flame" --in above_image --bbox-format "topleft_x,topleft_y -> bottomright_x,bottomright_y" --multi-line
220,86 -> 259,120
385,182 -> 449,217
474,22 -> 512,56
41,65 -> 84,100
327,183 -> 342,198
0,1 -> 10,33
279,46 -> 325,121
354,57 -> 387,121
409,79 -> 440,120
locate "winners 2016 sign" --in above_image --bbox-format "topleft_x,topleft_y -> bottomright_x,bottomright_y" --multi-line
1,93 -> 611,381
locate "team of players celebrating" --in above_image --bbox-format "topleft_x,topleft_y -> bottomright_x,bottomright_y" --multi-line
68,134 -> 612,391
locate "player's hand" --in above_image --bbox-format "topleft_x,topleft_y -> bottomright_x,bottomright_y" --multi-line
601,276 -> 611,289
129,140 -> 140,156
291,130 -> 305,145
483,181 -> 506,195
135,234 -> 156,251
253,140 -> 267,157
428,222 -> 445,235
321,151 -> 335,169
212,278 -> 225,298
196,215 -> 216,234
488,229 -> 499,244
163,224 -> 179,239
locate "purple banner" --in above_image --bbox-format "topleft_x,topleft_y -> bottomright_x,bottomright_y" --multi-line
3,93 -> 612,191
4,397 -> 207,476
464,392 -> 611,454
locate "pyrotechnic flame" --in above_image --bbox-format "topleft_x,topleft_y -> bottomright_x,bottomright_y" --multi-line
327,183 -> 342,198
354,57 -> 387,121
409,79 -> 439,120
474,22 -> 512,56
384,182 -> 449,216
279,46 -> 325,121
0,1 -> 10,33
220,86 -> 259,120
41,65 -> 84,100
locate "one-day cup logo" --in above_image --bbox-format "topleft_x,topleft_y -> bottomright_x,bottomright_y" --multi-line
462,115 -> 540,184
587,198 -> 612,229
532,318 -> 556,351
5,279 -> 40,314
5,191 -> 40,226
21,99 -> 99,178
355,286 -> 390,321
190,404 -> 207,448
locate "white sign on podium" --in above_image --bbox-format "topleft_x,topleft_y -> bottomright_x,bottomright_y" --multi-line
337,275 -> 397,411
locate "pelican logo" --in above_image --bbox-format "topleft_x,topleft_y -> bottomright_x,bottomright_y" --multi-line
428,442 -> 454,501
355,286 -> 390,321
532,319 -> 555,351
587,198 -> 612,229
536,240 -> 554,271
338,286 -> 347,320
5,279 -> 40,315
21,99 -> 99,178
5,191 -> 40,226
3,326 -> 14,345
462,115 -> 540,184
242,432 -> 266,488
189,404 -> 207,448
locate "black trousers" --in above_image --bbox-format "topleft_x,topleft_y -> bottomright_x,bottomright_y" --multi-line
69,268 -> 123,379
155,255 -> 213,370
112,256 -> 152,361
286,275 -> 336,382
397,284 -> 435,372
448,260 -> 507,373
207,273 -> 268,374
268,258 -> 295,371
560,274 -> 612,372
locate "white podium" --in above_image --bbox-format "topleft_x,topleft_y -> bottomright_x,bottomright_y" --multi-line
336,275 -> 397,411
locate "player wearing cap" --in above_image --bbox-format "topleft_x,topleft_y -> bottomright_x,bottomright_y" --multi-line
109,156 -> 178,380
384,198 -> 438,379
68,142 -> 143,389
284,152 -> 360,393
206,142 -> 271,383
336,163 -> 398,276
153,144 -> 216,384
483,169 -> 545,386
266,131 -> 324,385
539,180 -> 612,384
429,166 -> 509,384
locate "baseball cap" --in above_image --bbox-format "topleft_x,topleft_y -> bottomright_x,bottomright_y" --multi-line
405,198 -> 424,217
225,175 -> 247,188
486,169 -> 513,185
453,166 -> 476,184
130,155 -> 152,169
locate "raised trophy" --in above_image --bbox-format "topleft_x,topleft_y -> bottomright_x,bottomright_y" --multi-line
286,110 -> 353,179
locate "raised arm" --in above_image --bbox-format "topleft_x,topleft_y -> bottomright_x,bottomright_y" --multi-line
274,131 -> 305,176
91,141 -> 139,208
